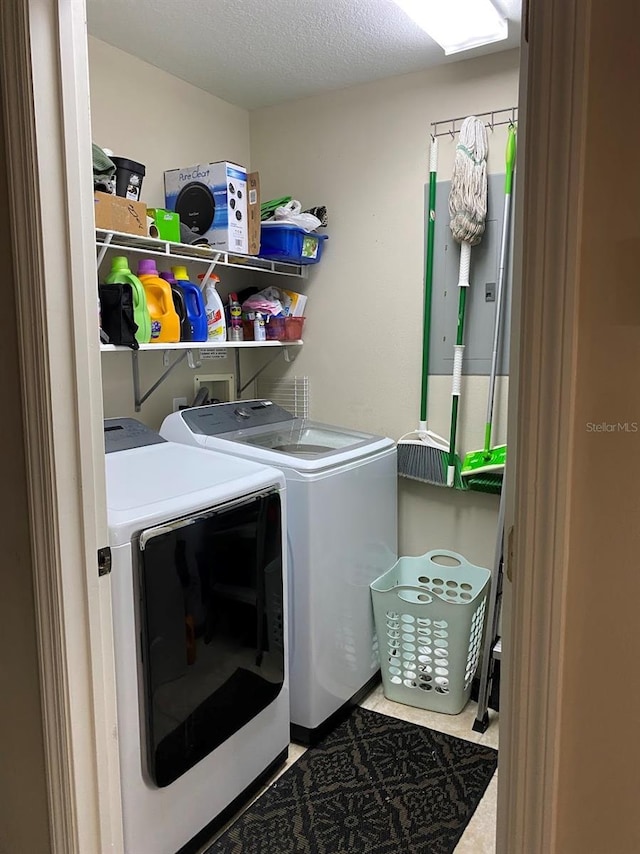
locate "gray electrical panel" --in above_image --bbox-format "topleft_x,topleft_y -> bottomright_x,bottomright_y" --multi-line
430,173 -> 513,376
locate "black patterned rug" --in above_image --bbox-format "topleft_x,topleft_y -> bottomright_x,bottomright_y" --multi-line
205,706 -> 497,854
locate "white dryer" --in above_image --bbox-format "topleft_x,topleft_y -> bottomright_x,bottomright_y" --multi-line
161,401 -> 397,744
104,418 -> 289,854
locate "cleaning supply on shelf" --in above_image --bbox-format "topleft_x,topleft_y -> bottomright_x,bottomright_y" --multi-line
228,293 -> 244,341
136,258 -> 180,343
159,271 -> 191,342
105,255 -> 151,344
462,125 -> 517,494
446,116 -> 489,488
253,312 -> 266,341
397,136 -> 449,486
171,266 -> 208,342
198,273 -> 227,342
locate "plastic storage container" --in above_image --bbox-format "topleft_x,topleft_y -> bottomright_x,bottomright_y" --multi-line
265,316 -> 286,340
111,156 -> 146,201
370,550 -> 490,715
284,316 -> 305,341
259,224 -> 328,265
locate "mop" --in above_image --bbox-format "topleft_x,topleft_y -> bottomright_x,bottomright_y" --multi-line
462,125 -> 516,494
397,136 -> 450,486
446,117 -> 489,488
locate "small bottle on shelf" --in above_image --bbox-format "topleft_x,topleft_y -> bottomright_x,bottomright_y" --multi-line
253,312 -> 266,342
228,293 -> 244,342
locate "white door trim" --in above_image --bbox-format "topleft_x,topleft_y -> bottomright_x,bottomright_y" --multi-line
0,0 -> 123,851
499,0 -> 590,851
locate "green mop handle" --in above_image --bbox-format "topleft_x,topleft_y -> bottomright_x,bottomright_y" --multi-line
483,125 -> 517,458
419,137 -> 438,431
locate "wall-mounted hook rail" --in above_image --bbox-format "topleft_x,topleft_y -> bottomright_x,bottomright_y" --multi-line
431,106 -> 518,139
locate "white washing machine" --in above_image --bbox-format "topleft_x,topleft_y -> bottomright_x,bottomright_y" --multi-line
104,418 -> 289,854
161,401 -> 397,744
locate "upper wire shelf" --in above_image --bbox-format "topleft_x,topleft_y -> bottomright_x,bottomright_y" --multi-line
95,228 -> 308,279
431,106 -> 518,139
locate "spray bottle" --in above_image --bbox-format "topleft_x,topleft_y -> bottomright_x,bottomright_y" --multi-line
228,293 -> 244,342
198,273 -> 227,342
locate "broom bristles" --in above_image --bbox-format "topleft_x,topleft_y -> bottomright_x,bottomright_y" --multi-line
397,442 -> 466,489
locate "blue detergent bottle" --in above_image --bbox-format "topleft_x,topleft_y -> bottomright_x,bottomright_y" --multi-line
171,265 -> 208,342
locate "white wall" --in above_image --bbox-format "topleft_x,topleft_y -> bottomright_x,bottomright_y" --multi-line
250,49 -> 520,564
89,37 -> 253,426
89,37 -> 519,564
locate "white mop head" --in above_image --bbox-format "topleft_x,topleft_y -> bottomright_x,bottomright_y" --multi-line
449,116 -> 489,246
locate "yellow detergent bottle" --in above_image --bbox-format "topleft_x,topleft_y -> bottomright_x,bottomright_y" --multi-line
137,259 -> 180,343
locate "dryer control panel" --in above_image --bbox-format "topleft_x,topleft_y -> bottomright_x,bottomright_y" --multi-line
104,418 -> 166,453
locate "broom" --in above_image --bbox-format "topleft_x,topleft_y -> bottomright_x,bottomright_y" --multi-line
462,125 -> 517,494
446,117 -> 489,488
397,136 -> 450,486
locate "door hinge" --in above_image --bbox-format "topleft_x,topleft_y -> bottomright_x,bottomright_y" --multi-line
98,546 -> 112,577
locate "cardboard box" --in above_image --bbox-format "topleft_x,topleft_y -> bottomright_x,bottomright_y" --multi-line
164,161 -> 248,253
247,171 -> 261,255
147,208 -> 181,242
94,192 -> 147,236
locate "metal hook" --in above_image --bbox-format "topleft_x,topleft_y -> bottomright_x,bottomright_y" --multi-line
187,349 -> 202,370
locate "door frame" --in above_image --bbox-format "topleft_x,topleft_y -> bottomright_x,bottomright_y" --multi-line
0,0 -> 123,851
498,0 -> 590,851
1,0 -> 594,851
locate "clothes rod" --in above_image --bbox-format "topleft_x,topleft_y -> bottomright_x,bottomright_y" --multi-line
431,106 -> 518,139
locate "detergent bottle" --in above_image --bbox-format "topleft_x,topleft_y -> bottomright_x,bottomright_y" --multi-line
159,271 -> 190,342
105,256 -> 151,344
137,259 -> 180,343
171,266 -> 208,342
197,272 -> 227,342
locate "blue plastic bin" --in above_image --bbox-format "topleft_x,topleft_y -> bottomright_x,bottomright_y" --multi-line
259,224 -> 328,265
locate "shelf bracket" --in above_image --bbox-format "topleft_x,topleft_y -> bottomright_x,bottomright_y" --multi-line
201,253 -> 223,284
234,347 -> 296,397
96,231 -> 114,271
131,348 -> 194,412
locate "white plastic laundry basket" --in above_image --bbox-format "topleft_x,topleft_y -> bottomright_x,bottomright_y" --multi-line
370,550 -> 491,715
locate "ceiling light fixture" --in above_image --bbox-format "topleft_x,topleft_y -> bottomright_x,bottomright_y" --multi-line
393,0 -> 508,55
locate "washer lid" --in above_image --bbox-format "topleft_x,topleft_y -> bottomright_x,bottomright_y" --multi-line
176,401 -> 394,470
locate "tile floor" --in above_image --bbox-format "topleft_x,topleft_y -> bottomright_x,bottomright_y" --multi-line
199,686 -> 499,853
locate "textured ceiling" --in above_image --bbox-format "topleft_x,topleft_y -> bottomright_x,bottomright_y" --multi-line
87,0 -> 521,110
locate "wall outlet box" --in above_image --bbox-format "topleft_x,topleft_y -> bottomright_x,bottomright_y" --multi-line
172,397 -> 188,412
164,161 -> 248,254
94,192 -> 147,236
193,373 -> 235,404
